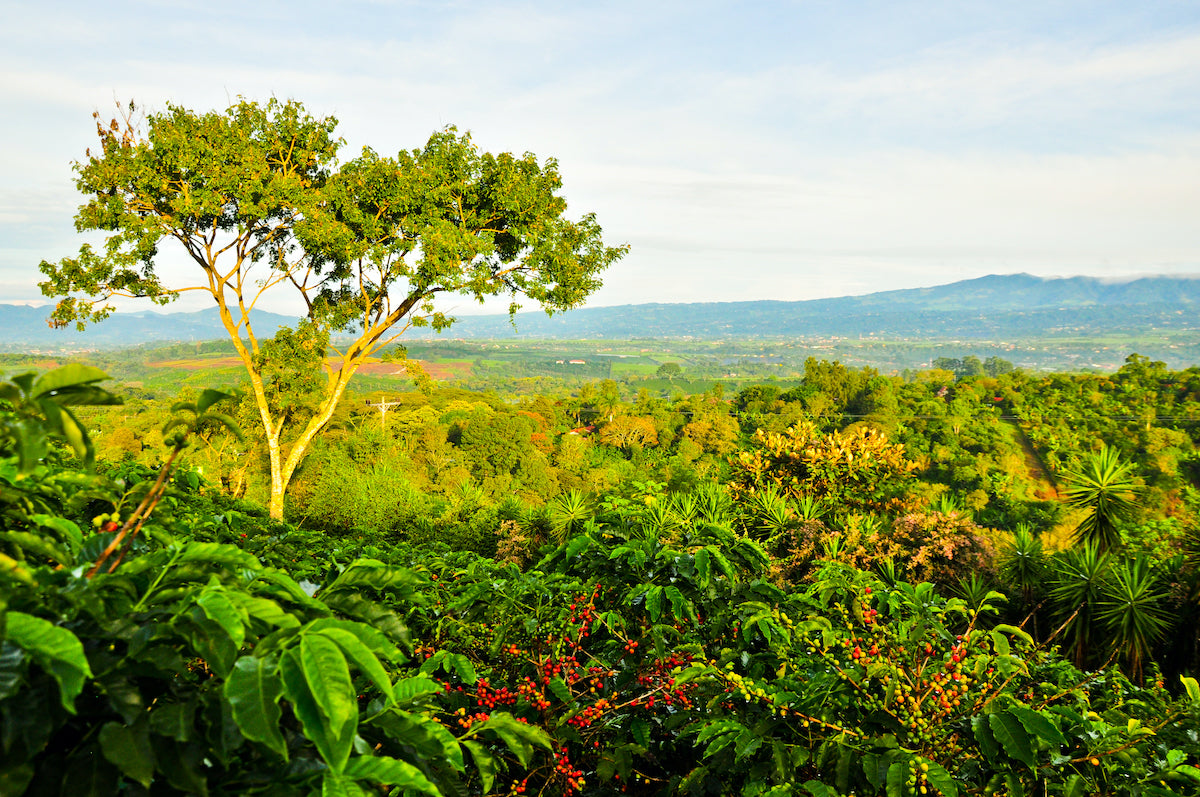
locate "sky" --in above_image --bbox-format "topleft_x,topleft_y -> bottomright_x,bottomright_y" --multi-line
2,0 -> 1199,317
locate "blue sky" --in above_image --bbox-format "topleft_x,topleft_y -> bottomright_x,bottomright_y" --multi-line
2,0 -> 1199,316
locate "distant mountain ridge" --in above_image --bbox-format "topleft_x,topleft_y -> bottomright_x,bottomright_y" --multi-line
2,273 -> 1198,348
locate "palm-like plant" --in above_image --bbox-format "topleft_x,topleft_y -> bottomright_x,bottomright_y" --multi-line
1049,543 -> 1112,669
998,523 -> 1047,635
693,482 -> 733,526
1097,555 -> 1171,683
547,489 -> 594,543
1060,446 -> 1139,551
742,484 -> 794,543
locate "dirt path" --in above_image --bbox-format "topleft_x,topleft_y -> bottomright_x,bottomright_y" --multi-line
1003,419 -> 1059,500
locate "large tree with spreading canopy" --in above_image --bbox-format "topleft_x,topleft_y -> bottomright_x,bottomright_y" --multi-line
40,99 -> 627,518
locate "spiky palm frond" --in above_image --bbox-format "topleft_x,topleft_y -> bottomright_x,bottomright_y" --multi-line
1061,446 -> 1139,552
1097,555 -> 1171,683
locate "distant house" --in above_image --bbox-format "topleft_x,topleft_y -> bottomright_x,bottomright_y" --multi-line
568,359 -> 586,365
569,425 -> 596,436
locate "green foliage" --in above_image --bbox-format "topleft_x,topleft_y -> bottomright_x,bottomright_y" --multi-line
0,364 -> 122,470
731,422 -> 918,516
1061,446 -> 1140,551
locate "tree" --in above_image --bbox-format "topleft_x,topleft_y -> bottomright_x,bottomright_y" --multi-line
1060,446 -> 1139,551
655,362 -> 682,380
39,99 -> 627,518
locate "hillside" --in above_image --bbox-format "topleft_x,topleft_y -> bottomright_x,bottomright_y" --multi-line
4,273 -> 1199,350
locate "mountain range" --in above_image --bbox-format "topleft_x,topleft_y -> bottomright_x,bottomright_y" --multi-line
2,273 -> 1198,349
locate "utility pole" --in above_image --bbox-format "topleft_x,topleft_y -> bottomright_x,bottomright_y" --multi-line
366,397 -> 404,431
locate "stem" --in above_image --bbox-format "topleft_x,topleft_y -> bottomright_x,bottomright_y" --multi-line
86,444 -> 183,578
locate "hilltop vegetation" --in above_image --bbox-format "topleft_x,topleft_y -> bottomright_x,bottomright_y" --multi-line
3,351 -> 1200,795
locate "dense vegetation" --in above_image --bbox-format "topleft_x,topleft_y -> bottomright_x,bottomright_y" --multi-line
3,352 -> 1200,795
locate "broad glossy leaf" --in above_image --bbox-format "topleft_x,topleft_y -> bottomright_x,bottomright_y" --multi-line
343,755 -> 441,795
0,531 -> 73,567
462,740 -> 497,793
321,771 -> 369,797
973,715 -> 999,760
1182,675 -> 1200,705
924,760 -> 958,797
1010,704 -> 1067,747
225,656 -> 287,758
99,721 -> 156,788
988,712 -> 1035,768
886,761 -> 907,797
803,782 -> 838,797
4,611 -> 91,712
28,513 -> 83,549
466,712 -> 551,769
280,647 -> 354,773
313,627 -> 394,702
306,618 -> 403,662
646,586 -> 664,623
376,709 -> 463,770
391,675 -> 443,704
0,641 -> 24,699
32,364 -> 111,397
198,589 -> 246,650
300,633 -> 357,741
177,542 -> 262,571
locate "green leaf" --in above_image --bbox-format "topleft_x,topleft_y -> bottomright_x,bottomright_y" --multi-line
99,721 -> 156,788
924,760 -> 958,797
1181,675 -> 1200,705
391,675 -> 443,704
803,782 -> 837,797
1010,704 -> 1067,747
0,765 -> 34,796
300,633 -> 358,741
177,542 -> 262,571
314,627 -> 394,702
148,701 -> 194,742
988,712 -> 1036,768
280,647 -> 354,773
32,364 -> 111,397
463,740 -> 497,793
549,676 -> 572,704
225,655 -> 288,759
1063,774 -> 1088,797
4,611 -> 92,712
466,712 -> 552,769
632,718 -> 651,748
321,771 -> 369,797
0,531 -> 73,567
306,618 -> 404,663
886,761 -> 907,797
378,709 -> 463,771
733,729 -> 762,761
198,589 -> 246,650
327,559 -> 423,592
973,714 -> 1000,761
29,513 -> 83,550
646,585 -> 664,623
343,755 -> 441,795
566,535 -> 592,559
0,642 -> 24,700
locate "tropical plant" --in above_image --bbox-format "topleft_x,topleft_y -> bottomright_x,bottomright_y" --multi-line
1098,555 -> 1172,682
998,523 -> 1047,631
1049,543 -> 1113,669
1060,445 -> 1140,551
